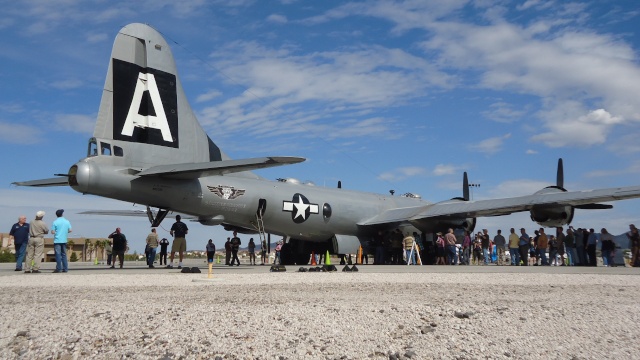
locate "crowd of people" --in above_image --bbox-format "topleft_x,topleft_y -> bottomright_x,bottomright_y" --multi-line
7,209 -> 640,270
360,225 -> 640,267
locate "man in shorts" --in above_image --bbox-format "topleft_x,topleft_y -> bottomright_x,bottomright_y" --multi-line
167,215 -> 188,269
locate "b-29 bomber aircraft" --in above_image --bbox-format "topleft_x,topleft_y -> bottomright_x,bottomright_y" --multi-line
15,23 -> 640,265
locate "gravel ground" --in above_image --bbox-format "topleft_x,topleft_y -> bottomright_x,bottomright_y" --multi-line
0,271 -> 638,359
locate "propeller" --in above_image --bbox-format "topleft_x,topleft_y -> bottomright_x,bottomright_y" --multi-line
463,172 -> 469,201
556,158 -> 564,189
553,157 -> 612,210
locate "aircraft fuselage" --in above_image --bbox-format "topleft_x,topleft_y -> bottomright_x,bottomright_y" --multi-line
70,158 -> 430,242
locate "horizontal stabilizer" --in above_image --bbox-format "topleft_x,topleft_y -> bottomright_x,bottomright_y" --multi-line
12,177 -> 69,187
136,156 -> 305,179
79,210 -> 198,220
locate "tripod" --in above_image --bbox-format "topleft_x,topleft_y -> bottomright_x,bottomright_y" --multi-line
407,241 -> 423,266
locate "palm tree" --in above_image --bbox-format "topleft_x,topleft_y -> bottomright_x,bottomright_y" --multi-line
95,240 -> 106,263
83,238 -> 91,261
67,239 -> 75,261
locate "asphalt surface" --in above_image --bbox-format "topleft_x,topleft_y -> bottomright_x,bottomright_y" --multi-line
1,259 -> 637,276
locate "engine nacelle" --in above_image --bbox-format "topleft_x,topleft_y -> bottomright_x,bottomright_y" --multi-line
198,215 -> 225,226
529,187 -> 574,227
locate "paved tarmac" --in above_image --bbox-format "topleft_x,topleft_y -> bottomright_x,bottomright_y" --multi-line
1,259 -> 637,276
1,259 -> 639,359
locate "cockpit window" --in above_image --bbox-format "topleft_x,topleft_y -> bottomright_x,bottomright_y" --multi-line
101,142 -> 111,156
114,146 -> 123,157
88,138 -> 98,157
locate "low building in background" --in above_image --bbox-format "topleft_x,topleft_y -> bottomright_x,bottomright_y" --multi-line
1,234 -> 108,262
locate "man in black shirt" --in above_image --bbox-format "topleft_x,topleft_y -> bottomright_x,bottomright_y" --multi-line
230,231 -> 241,266
108,227 -> 127,269
168,215 -> 188,269
158,237 -> 170,266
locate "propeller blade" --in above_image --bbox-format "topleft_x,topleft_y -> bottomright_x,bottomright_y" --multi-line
557,158 -> 564,189
463,172 -> 469,201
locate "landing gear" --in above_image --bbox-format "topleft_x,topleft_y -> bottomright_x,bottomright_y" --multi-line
295,253 -> 310,265
147,206 -> 170,227
279,241 -> 313,265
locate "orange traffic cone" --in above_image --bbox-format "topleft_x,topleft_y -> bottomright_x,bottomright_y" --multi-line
310,251 -> 317,266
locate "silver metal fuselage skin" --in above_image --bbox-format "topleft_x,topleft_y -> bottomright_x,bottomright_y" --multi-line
71,157 -> 430,242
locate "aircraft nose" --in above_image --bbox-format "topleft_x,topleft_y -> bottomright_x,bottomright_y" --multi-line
69,161 -> 92,193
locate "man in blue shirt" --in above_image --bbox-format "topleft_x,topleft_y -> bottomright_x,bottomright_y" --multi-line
51,209 -> 72,273
9,215 -> 29,271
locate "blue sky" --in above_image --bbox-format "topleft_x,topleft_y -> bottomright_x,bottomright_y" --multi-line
1,0 -> 639,253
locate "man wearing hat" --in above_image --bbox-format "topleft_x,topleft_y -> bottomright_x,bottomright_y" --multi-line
51,209 -> 72,273
25,211 -> 49,273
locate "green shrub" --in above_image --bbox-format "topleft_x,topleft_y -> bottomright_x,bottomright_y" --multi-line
70,252 -> 79,262
0,250 -> 13,263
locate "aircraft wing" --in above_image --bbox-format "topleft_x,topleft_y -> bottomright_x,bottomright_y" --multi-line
359,185 -> 640,225
136,156 -> 305,179
12,177 -> 69,187
78,210 -> 204,221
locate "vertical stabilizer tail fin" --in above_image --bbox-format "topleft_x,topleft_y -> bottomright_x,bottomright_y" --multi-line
94,23 -> 228,168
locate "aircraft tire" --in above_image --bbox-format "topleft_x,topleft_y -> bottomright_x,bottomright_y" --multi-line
295,253 -> 310,266
279,243 -> 295,265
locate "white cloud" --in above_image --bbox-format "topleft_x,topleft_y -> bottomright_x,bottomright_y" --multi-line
608,132 -> 640,154
585,161 -> 640,178
323,1 -> 640,149
482,102 -> 526,123
469,133 -> 511,154
54,114 -> 95,134
267,14 -> 288,24
432,164 -> 459,176
0,103 -> 24,113
200,41 -> 450,140
50,79 -> 84,90
86,33 -> 108,43
517,0 -> 554,11
526,149 -> 538,154
196,90 -> 223,103
0,122 -> 43,144
377,166 -> 427,182
485,179 -> 550,199
531,108 -> 623,147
